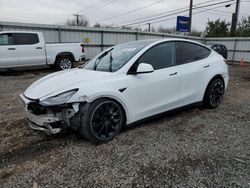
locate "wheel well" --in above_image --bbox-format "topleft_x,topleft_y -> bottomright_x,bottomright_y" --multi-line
91,97 -> 127,125
55,52 -> 75,64
203,74 -> 225,100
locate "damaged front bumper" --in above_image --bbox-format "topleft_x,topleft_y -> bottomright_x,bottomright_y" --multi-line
20,94 -> 79,135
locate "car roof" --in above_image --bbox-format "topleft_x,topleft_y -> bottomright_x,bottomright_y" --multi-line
121,38 -> 210,49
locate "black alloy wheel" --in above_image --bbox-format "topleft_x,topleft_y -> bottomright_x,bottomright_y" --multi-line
79,98 -> 125,143
204,78 -> 225,109
91,101 -> 122,139
210,81 -> 224,107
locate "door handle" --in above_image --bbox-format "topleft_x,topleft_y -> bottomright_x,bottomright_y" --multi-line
8,48 -> 16,50
36,47 -> 43,49
169,72 -> 177,76
203,65 -> 210,68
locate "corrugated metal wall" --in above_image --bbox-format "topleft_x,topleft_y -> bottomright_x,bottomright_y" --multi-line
0,21 -> 249,62
205,38 -> 250,63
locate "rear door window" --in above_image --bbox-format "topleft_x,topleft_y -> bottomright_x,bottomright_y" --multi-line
14,33 -> 39,45
176,41 -> 211,64
0,33 -> 13,45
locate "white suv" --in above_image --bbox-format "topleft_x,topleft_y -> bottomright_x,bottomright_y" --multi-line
20,39 -> 229,143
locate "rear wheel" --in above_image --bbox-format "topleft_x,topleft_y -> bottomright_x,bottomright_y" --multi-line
203,78 -> 225,109
55,56 -> 73,70
79,98 -> 125,143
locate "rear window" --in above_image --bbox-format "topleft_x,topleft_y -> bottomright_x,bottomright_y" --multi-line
14,33 -> 39,45
176,41 -> 211,64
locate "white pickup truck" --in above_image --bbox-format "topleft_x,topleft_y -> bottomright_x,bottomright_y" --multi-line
0,31 -> 85,70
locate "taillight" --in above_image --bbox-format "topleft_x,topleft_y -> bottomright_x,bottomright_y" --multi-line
80,44 -> 84,53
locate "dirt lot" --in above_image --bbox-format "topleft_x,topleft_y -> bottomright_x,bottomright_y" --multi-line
0,65 -> 249,187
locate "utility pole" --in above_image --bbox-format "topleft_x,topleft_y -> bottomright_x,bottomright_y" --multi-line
230,0 -> 240,36
189,0 -> 193,34
147,23 -> 151,31
73,14 -> 80,26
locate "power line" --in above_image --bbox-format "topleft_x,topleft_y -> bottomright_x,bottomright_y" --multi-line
118,0 -> 234,27
122,0 -> 235,27
128,2 -> 236,28
206,8 -> 248,16
78,0 -> 118,15
113,0 -> 214,25
100,0 -> 216,27
96,0 -> 165,22
118,0 -> 217,27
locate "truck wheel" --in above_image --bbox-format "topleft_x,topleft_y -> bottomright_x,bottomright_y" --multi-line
55,56 -> 73,70
79,98 -> 125,143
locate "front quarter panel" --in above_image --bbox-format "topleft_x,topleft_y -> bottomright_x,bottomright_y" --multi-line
67,74 -> 132,124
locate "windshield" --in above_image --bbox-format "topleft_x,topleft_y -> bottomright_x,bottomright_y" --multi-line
84,40 -> 156,72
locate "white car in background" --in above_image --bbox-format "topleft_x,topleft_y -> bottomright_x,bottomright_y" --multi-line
0,31 -> 85,70
20,39 -> 229,143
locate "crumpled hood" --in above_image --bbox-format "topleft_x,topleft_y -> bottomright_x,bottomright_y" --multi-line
24,68 -> 113,99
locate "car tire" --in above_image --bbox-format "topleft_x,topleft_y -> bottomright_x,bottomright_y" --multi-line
79,98 -> 125,143
203,78 -> 225,109
55,56 -> 73,70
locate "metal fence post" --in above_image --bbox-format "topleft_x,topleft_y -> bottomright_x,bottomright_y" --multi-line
101,30 -> 104,51
58,27 -> 61,43
232,39 -> 237,62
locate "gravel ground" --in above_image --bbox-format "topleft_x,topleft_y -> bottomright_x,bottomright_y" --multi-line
0,65 -> 249,187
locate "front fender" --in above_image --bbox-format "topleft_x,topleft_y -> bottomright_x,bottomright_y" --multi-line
72,92 -> 131,125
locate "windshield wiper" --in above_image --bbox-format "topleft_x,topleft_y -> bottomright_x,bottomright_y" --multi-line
109,51 -> 113,72
93,48 -> 113,70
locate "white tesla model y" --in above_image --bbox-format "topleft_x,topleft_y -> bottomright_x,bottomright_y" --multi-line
20,39 -> 229,143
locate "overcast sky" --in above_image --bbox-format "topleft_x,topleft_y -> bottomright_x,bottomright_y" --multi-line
0,0 -> 249,31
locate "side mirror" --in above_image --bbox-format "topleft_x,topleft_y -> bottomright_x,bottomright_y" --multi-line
136,63 -> 154,74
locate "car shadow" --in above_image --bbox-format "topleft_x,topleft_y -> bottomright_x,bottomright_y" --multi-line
122,105 -> 205,133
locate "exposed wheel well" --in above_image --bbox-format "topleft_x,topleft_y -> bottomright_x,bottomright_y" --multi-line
203,74 -> 225,100
55,52 -> 75,64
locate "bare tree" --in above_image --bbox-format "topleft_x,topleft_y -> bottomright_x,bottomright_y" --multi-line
94,23 -> 101,27
65,15 -> 89,27
157,26 -> 175,34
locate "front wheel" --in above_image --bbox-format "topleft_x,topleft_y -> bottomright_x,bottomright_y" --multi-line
55,56 -> 73,70
79,98 -> 125,143
203,78 -> 225,109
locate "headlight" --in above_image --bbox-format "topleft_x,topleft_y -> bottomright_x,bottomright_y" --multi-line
40,89 -> 78,106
